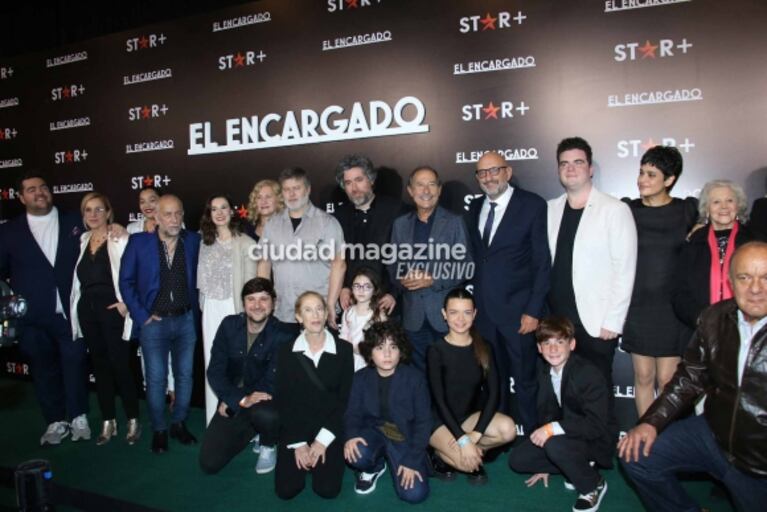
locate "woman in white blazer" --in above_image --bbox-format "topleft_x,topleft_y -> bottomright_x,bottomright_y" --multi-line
198,194 -> 259,425
70,192 -> 140,445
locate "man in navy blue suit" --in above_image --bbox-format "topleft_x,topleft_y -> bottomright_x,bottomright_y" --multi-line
120,194 -> 200,454
466,151 -> 551,434
0,171 -> 91,445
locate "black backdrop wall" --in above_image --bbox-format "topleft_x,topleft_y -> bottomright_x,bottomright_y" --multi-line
1,0 -> 766,432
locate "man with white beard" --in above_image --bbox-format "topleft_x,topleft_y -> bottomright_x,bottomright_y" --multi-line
257,167 -> 345,332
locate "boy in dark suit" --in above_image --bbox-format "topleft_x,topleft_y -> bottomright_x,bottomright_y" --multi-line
509,316 -> 613,512
344,321 -> 431,503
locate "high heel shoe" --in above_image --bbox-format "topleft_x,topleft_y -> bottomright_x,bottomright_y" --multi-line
96,419 -> 117,446
126,418 -> 142,445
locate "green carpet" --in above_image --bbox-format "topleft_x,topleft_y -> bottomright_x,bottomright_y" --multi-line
0,380 -> 735,512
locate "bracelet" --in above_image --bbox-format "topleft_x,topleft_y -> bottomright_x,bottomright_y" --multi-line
457,434 -> 471,448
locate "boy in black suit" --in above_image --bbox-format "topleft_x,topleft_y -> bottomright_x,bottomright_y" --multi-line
508,316 -> 613,512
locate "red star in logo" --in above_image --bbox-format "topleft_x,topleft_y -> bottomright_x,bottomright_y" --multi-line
64,151 -> 74,163
639,40 -> 658,59
346,0 -> 359,8
139,36 -> 149,49
237,205 -> 248,219
143,176 -> 154,187
0,131 -> 4,140
1,190 -> 8,199
141,106 -> 151,119
483,101 -> 500,120
641,137 -> 658,151
233,52 -> 246,67
480,13 -> 497,30
62,87 -> 71,98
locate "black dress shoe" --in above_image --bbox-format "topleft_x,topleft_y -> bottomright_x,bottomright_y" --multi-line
151,430 -> 168,454
428,451 -> 456,481
467,465 -> 488,486
169,422 -> 197,445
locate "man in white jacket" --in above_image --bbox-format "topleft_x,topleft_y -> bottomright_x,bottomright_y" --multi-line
547,137 -> 637,402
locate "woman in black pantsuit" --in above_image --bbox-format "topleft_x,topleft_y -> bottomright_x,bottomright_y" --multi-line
274,291 -> 354,499
70,192 -> 140,445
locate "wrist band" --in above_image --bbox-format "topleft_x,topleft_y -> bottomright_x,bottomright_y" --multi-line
457,434 -> 471,447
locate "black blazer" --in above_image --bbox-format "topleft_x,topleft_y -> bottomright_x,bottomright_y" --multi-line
344,364 -> 431,470
672,223 -> 752,329
333,195 -> 408,291
466,187 -> 550,325
0,209 -> 81,323
536,354 -> 614,467
275,333 -> 354,445
206,314 -> 294,414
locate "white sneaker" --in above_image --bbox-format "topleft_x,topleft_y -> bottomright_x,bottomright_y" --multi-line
70,414 -> 91,441
40,421 -> 70,446
255,445 -> 276,474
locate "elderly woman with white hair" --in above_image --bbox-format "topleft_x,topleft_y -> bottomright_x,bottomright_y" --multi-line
672,179 -> 753,330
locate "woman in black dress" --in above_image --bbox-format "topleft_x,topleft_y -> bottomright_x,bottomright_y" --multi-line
274,291 -> 354,500
70,192 -> 140,445
622,147 -> 698,417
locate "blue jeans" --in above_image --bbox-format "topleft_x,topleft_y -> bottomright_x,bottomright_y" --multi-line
621,415 -> 767,512
405,322 -> 445,373
350,428 -> 429,504
139,311 -> 196,431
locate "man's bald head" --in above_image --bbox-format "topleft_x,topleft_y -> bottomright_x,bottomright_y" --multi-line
475,151 -> 512,200
730,241 -> 767,322
156,194 -> 184,239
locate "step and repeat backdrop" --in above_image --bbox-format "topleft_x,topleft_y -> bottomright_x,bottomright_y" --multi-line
1,0 -> 766,430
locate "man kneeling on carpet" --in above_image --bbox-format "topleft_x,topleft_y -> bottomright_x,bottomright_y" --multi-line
343,321 -> 431,503
509,316 -> 613,512
199,278 -> 294,475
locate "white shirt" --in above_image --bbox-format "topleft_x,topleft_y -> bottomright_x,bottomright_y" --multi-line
288,329 -> 338,448
27,207 -> 64,314
737,311 -> 767,385
549,365 -> 566,435
478,185 -> 513,246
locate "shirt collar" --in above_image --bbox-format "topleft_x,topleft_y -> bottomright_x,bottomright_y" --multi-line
485,184 -> 513,211
292,328 -> 337,354
737,310 -> 767,336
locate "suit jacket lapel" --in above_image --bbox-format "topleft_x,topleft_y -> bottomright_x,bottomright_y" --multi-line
430,207 -> 447,242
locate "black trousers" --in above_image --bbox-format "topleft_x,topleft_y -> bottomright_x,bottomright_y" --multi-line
198,401 -> 279,474
572,321 -> 618,433
509,436 -> 601,494
275,440 -> 345,500
78,297 -> 138,420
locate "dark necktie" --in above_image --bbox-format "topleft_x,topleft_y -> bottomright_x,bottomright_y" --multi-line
482,201 -> 497,247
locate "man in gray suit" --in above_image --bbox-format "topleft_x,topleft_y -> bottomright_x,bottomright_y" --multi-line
388,166 -> 473,371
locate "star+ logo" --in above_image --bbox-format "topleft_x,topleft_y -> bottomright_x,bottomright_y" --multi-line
0,128 -> 18,140
617,137 -> 695,158
462,101 -> 529,121
218,51 -> 267,70
0,66 -> 13,80
54,149 -> 88,164
51,84 -> 85,101
459,11 -> 527,33
130,175 -> 172,190
128,104 -> 169,121
614,38 -> 692,61
327,0 -> 383,12
0,188 -> 17,200
126,33 -> 167,52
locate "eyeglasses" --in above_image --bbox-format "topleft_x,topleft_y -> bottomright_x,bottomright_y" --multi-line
558,159 -> 589,170
475,166 -> 507,179
352,283 -> 374,291
84,207 -> 106,214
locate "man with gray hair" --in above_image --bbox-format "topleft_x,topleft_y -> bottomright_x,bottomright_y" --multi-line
332,154 -> 406,312
257,167 -> 345,330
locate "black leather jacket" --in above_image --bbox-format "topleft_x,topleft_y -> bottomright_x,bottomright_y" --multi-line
641,299 -> 767,477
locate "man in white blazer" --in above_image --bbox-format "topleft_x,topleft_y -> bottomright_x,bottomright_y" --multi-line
546,137 -> 637,400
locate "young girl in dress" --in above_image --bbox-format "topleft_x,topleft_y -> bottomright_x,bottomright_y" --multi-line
340,267 -> 387,371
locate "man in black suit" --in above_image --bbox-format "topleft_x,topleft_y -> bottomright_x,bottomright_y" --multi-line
466,151 -> 550,433
199,277 -> 294,475
332,154 -> 406,313
0,171 -> 90,445
509,316 -> 611,512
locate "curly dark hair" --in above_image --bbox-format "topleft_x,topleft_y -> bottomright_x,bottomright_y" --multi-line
358,321 -> 412,366
200,194 -> 242,245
